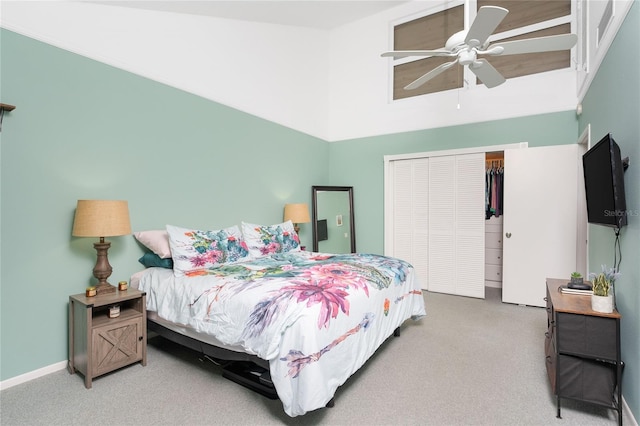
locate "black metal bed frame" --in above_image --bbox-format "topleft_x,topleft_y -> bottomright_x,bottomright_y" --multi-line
147,318 -> 401,408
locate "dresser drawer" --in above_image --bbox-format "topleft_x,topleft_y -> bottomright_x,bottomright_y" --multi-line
557,354 -> 616,406
485,248 -> 502,265
486,216 -> 503,225
485,224 -> 502,233
485,216 -> 503,233
556,313 -> 618,360
485,232 -> 503,249
484,264 -> 502,282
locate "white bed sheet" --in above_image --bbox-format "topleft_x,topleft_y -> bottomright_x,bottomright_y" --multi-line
133,252 -> 426,416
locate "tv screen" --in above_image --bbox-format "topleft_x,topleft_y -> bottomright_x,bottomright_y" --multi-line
582,133 -> 627,228
317,219 -> 328,241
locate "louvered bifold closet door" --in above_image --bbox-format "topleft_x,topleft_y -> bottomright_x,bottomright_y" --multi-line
454,153 -> 485,298
391,159 -> 429,289
428,153 -> 485,297
428,156 -> 456,294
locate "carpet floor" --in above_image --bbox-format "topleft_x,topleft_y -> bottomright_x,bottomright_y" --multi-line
0,288 -> 632,425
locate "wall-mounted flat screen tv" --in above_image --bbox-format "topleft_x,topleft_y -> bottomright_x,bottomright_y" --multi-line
582,133 -> 627,228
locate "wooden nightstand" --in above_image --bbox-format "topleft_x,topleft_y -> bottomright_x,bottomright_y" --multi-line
68,288 -> 147,388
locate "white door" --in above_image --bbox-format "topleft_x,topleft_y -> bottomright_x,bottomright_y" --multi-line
428,154 -> 485,298
502,145 -> 579,307
428,156 -> 457,294
454,154 -> 486,298
389,159 -> 429,288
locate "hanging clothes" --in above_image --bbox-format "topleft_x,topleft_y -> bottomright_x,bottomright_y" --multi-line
485,160 -> 504,219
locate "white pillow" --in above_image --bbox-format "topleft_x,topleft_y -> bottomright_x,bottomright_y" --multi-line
166,224 -> 250,277
133,230 -> 172,259
241,220 -> 301,258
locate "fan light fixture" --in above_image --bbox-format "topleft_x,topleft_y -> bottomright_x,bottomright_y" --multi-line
381,5 -> 577,90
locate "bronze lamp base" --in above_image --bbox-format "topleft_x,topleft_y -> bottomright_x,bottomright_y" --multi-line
92,239 -> 117,295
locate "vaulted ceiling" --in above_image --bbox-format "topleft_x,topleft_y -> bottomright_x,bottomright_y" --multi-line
98,0 -> 577,101
89,0 -> 411,29
6,1 -> 598,140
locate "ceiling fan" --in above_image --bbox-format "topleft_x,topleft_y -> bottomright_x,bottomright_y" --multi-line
381,5 -> 577,90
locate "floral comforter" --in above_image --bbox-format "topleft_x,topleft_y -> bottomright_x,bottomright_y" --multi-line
137,250 -> 426,416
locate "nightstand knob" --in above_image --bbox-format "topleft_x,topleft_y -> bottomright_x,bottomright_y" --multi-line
138,336 -> 143,342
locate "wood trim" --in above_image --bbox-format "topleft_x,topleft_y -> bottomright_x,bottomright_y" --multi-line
478,0 -> 571,35
394,57 -> 463,99
392,5 -> 464,99
482,24 -> 572,83
394,5 -> 464,51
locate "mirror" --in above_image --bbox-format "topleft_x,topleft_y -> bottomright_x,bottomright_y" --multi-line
312,186 -> 356,253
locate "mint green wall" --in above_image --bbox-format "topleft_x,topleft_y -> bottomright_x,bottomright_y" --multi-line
0,30 -> 329,381
1,27 -> 578,383
578,2 -> 639,419
329,111 -> 579,253
4,15 -> 636,420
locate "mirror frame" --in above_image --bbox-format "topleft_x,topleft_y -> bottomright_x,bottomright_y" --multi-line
311,186 -> 356,253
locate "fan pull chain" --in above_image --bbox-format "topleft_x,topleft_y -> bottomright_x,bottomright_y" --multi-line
457,69 -> 461,109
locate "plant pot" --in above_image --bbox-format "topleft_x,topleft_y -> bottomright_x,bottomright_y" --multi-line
570,277 -> 584,285
591,294 -> 614,313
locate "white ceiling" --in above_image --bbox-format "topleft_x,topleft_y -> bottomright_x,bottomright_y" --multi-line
89,0 -> 410,29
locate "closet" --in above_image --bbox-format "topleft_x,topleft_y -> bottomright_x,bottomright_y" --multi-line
386,151 -> 485,298
385,144 -> 581,308
485,152 -> 504,288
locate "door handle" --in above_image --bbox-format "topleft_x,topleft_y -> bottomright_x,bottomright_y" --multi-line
506,232 -> 512,238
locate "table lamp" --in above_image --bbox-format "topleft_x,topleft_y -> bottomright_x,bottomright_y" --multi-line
284,203 -> 311,234
72,200 -> 131,295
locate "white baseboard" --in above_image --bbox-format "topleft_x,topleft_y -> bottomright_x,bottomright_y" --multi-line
0,361 -> 67,391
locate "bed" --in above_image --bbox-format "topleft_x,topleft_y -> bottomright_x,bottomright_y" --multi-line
131,222 -> 426,417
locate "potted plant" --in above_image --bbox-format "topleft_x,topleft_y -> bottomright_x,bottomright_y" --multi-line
588,265 -> 620,313
570,272 -> 583,286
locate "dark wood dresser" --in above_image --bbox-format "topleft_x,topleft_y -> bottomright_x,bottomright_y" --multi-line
545,278 -> 623,425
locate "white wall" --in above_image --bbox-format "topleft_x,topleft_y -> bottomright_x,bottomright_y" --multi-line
6,1 -> 627,142
576,0 -> 635,101
0,1 -> 330,139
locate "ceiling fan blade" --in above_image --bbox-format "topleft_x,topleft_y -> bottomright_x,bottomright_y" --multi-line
405,60 -> 458,90
381,49 -> 454,59
469,59 -> 505,88
489,33 -> 578,55
465,6 -> 509,48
